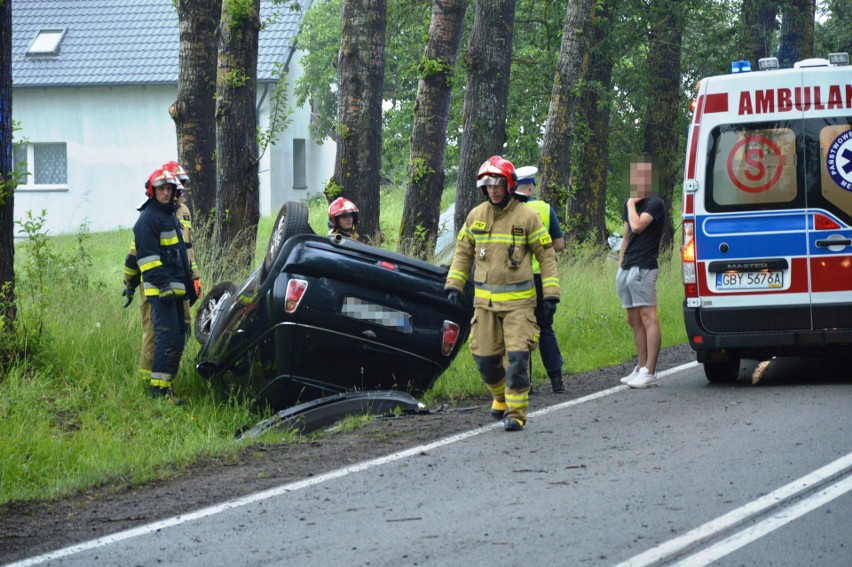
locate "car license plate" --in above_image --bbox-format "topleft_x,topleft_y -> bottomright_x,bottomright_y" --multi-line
715,271 -> 784,290
341,297 -> 412,332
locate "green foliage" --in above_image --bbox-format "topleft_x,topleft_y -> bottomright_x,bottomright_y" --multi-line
225,67 -> 250,88
324,178 -> 344,200
409,157 -> 434,184
224,0 -> 256,28
257,62 -> 295,158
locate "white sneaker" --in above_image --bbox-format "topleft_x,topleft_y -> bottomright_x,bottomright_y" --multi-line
627,367 -> 658,388
620,366 -> 639,384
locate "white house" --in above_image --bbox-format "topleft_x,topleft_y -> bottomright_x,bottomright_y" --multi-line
11,0 -> 335,236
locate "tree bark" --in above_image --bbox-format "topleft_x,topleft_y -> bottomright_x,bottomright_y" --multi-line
454,0 -> 517,233
214,0 -> 261,255
0,0 -> 16,323
332,0 -> 387,243
171,0 -> 221,224
538,0 -> 596,227
398,0 -> 470,259
568,0 -> 613,248
739,0 -> 778,65
642,0 -> 687,251
779,0 -> 814,67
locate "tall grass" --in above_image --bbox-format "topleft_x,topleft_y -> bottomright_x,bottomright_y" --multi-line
1,198 -> 687,504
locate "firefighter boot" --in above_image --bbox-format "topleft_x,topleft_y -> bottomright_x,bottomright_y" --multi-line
149,385 -> 185,406
549,370 -> 565,393
474,354 -> 507,420
504,351 -> 531,431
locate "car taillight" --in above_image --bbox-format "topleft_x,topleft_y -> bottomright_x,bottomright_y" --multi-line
442,320 -> 460,356
682,220 -> 697,298
285,279 -> 308,313
814,213 -> 841,230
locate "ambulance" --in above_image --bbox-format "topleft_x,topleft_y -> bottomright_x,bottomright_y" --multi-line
681,53 -> 852,382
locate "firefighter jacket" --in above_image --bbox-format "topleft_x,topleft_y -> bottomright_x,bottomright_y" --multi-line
446,197 -> 560,310
131,199 -> 196,301
124,197 -> 199,290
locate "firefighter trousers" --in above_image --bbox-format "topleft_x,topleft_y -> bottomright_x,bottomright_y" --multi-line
149,296 -> 188,388
140,295 -> 191,382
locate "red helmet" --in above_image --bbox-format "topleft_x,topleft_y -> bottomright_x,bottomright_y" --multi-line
328,197 -> 359,230
476,155 -> 517,197
162,161 -> 190,185
145,168 -> 180,199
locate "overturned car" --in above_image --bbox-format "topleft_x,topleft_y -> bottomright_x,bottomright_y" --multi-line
193,202 -> 472,416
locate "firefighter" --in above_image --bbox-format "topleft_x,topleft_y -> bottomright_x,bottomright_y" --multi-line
513,166 -> 566,393
328,197 -> 360,240
129,168 -> 196,399
445,156 -> 560,431
123,162 -> 201,386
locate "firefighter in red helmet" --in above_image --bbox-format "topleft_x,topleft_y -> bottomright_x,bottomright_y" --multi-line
125,168 -> 196,400
328,197 -> 360,240
123,162 -> 202,391
445,155 -> 560,431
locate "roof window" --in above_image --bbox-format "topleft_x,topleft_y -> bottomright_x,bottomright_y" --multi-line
26,28 -> 66,57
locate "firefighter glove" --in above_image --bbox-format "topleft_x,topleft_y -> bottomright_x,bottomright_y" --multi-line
445,289 -> 462,308
121,286 -> 135,308
542,298 -> 558,318
193,278 -> 202,299
158,287 -> 175,307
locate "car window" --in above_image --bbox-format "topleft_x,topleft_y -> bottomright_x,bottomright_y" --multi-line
706,122 -> 800,211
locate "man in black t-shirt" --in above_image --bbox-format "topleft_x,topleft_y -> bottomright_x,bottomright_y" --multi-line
616,158 -> 665,388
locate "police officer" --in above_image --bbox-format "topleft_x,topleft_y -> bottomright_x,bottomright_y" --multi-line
328,197 -> 360,240
130,168 -> 196,399
123,162 -> 201,386
445,156 -> 560,431
513,166 -> 566,393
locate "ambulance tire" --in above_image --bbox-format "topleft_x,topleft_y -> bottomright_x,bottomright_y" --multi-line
262,201 -> 313,281
194,281 -> 238,345
703,357 -> 741,383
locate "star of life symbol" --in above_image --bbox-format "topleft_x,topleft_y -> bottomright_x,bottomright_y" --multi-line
826,130 -> 852,193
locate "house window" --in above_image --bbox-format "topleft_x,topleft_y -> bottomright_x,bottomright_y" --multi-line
26,28 -> 66,57
293,138 -> 307,190
14,143 -> 68,189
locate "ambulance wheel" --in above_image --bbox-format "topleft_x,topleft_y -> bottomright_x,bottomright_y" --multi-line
703,357 -> 740,383
194,281 -> 237,345
262,201 -> 312,280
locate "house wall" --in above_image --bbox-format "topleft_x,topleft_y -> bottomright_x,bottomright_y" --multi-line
13,59 -> 334,236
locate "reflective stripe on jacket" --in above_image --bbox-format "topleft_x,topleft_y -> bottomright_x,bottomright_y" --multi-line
132,199 -> 194,297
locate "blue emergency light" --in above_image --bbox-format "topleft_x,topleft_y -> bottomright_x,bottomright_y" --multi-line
731,60 -> 752,73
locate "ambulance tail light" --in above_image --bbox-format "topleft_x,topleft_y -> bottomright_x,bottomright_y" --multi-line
814,213 -> 841,230
682,220 -> 697,298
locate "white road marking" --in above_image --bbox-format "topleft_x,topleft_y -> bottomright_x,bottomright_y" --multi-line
615,452 -> 852,567
672,473 -> 852,566
10,361 -> 699,567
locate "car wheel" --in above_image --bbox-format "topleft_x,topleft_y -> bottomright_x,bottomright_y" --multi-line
262,201 -> 312,279
194,281 -> 238,345
703,357 -> 740,383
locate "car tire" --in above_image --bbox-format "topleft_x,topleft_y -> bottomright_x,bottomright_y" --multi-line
703,357 -> 740,383
262,201 -> 312,280
194,280 -> 238,345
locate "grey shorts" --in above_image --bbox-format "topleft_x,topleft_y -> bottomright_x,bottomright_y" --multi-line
616,266 -> 658,308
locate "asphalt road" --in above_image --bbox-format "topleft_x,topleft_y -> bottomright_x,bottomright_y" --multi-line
11,357 -> 852,567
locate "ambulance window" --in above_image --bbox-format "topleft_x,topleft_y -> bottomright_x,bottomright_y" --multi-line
706,122 -> 802,212
813,120 -> 852,224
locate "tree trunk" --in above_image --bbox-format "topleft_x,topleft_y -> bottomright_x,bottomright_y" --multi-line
0,0 -> 16,323
332,0 -> 387,243
538,0 -> 596,226
454,0 -> 517,233
171,0 -> 221,224
214,0 -> 261,255
642,0 -> 687,251
779,0 -> 815,67
739,0 -> 778,65
568,0 -> 613,248
398,0 -> 470,259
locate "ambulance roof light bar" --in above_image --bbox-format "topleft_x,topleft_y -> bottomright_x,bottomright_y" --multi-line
731,60 -> 752,73
758,57 -> 779,71
828,52 -> 849,66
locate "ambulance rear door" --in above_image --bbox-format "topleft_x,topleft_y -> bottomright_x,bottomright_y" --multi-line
803,65 -> 852,332
693,68 -> 811,334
